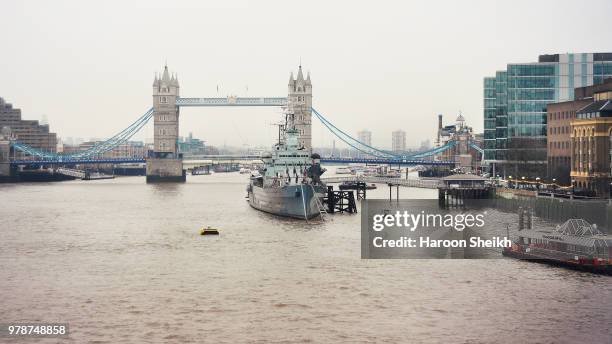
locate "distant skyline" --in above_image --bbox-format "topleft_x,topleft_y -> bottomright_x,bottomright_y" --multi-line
1,0 -> 611,149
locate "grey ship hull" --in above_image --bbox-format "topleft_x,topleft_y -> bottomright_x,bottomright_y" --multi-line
248,183 -> 324,220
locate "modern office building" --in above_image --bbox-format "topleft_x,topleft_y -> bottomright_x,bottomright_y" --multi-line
178,132 -> 206,156
357,130 -> 372,146
391,130 -> 406,153
356,130 -> 372,158
483,53 -> 612,178
419,139 -> 431,150
0,97 -> 57,159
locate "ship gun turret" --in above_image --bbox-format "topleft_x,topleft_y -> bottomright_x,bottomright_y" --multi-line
307,153 -> 326,185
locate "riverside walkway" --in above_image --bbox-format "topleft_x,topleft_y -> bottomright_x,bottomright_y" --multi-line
321,176 -> 440,189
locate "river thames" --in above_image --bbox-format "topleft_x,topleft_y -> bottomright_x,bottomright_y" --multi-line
1,172 -> 611,343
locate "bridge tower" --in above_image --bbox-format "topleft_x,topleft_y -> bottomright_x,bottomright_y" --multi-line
146,65 -> 186,182
288,65 -> 312,150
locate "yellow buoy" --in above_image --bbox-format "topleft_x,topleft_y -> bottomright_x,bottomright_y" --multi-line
200,226 -> 219,235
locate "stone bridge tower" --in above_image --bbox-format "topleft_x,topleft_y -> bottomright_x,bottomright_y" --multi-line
288,66 -> 312,150
146,65 -> 185,182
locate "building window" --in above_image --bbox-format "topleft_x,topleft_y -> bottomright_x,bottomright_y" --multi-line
160,96 -> 168,104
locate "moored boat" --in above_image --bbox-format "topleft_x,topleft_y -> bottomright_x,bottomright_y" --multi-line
335,167 -> 352,174
502,219 -> 612,275
247,112 -> 326,220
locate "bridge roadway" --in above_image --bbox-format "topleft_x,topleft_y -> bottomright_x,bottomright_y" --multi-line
9,156 -> 454,167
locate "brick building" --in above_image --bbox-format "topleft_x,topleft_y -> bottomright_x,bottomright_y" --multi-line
570,79 -> 612,197
63,140 -> 145,159
547,78 -> 612,184
547,99 -> 592,184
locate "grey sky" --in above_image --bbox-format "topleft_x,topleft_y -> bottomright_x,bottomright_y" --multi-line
1,0 -> 611,149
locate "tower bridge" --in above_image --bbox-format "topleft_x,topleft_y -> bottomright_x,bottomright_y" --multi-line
4,63 -> 479,182
146,64 -> 311,182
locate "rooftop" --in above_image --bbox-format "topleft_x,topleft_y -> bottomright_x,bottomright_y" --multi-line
442,174 -> 486,181
577,100 -> 612,117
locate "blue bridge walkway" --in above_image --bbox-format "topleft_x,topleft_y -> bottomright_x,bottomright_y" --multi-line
10,157 -> 453,167
8,105 -> 474,167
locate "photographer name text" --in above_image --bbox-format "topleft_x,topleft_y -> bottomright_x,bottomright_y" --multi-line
372,236 -> 511,248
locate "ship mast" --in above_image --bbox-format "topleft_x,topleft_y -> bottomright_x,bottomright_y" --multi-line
272,121 -> 285,147
285,112 -> 296,131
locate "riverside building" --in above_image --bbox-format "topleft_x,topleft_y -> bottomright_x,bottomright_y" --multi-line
570,79 -> 612,197
483,53 -> 612,178
547,78 -> 612,185
435,114 -> 482,172
0,97 -> 57,160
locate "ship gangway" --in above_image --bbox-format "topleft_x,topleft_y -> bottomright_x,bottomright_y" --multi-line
54,167 -> 87,179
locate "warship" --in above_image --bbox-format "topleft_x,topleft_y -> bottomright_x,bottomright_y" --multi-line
247,113 -> 326,219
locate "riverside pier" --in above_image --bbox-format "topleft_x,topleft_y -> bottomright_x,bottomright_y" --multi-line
438,174 -> 494,207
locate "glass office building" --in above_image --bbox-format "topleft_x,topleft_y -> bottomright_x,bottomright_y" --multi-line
483,53 -> 612,178
483,77 -> 496,160
494,71 -> 508,161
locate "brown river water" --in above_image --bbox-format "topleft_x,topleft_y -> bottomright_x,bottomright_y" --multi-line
1,172 -> 611,343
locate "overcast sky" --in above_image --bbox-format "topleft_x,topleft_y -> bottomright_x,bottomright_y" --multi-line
1,0 -> 611,149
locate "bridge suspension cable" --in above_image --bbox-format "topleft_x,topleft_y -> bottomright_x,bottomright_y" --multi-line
311,107 -> 458,160
311,108 -> 398,158
70,108 -> 154,158
11,107 -> 154,160
11,104 -> 473,163
469,142 -> 484,154
411,140 -> 457,158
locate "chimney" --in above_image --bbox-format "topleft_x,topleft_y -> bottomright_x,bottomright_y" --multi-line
436,114 -> 443,145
